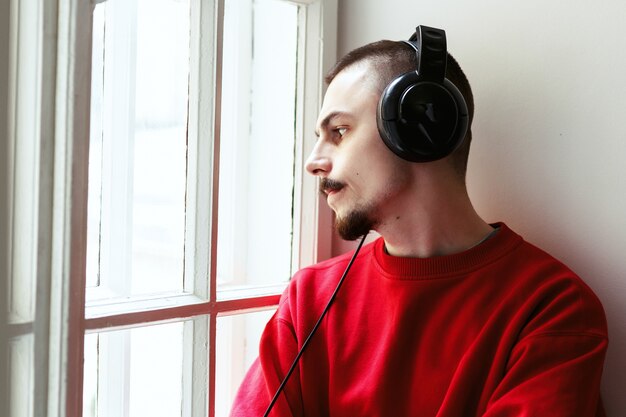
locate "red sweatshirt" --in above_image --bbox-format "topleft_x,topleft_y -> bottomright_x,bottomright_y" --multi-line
230,223 -> 608,416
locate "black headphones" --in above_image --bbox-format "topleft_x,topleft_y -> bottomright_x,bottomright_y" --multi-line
377,25 -> 469,162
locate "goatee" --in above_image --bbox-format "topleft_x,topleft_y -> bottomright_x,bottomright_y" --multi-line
335,208 -> 374,241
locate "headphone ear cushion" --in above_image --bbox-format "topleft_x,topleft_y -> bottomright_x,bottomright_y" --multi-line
377,71 -> 469,162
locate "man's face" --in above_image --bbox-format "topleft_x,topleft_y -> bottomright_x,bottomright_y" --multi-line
307,64 -> 412,240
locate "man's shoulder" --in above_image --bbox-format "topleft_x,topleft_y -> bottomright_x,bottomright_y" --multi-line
275,238 -> 379,324
294,238 -> 379,278
508,229 -> 595,290
498,227 -> 607,337
283,238 -> 379,300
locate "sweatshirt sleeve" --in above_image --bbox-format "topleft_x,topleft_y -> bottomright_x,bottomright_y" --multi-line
483,332 -> 607,416
483,271 -> 608,417
229,307 -> 304,417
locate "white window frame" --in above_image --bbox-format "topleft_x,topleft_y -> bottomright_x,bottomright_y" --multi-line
0,0 -> 337,416
0,0 -> 10,413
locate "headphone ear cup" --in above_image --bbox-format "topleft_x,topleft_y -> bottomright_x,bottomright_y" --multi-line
378,71 -> 469,162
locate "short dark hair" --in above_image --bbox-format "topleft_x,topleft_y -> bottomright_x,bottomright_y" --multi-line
325,40 -> 474,178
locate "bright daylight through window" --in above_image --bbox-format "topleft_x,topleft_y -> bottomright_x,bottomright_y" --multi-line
80,0 -> 332,416
2,0 -> 334,415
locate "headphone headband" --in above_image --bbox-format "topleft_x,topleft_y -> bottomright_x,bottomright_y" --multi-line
406,26 -> 447,83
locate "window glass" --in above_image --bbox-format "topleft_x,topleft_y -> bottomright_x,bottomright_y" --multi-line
86,0 -> 190,298
216,309 -> 276,416
217,0 -> 299,294
83,322 -> 185,417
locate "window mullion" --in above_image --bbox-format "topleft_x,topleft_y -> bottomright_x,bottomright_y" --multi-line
186,0 -> 220,303
182,317 -> 209,417
186,0 -> 222,416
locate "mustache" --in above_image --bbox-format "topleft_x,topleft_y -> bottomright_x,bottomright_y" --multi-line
319,178 -> 345,194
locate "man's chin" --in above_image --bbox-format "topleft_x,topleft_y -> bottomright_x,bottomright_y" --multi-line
335,210 -> 374,241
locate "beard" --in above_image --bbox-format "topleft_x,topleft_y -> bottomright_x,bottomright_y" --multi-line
320,177 -> 376,240
334,206 -> 375,241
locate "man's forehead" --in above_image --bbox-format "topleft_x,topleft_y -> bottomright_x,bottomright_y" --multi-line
326,62 -> 378,94
316,64 -> 379,130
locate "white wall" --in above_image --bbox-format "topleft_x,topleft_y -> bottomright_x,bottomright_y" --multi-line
333,0 -> 626,414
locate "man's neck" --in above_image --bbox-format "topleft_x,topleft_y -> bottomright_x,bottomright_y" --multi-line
376,178 -> 493,258
381,218 -> 493,258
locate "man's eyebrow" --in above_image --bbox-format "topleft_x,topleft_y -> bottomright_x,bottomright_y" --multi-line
315,111 -> 351,137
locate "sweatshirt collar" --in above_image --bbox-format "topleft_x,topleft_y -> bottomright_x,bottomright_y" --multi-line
372,223 -> 522,279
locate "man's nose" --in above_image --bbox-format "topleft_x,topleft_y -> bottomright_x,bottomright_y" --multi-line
305,140 -> 332,176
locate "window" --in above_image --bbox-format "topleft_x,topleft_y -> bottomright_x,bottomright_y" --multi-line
1,0 -> 337,416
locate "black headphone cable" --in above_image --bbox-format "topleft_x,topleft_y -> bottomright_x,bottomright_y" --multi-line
262,233 -> 369,417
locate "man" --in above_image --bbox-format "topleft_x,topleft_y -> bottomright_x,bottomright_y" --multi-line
230,26 -> 607,416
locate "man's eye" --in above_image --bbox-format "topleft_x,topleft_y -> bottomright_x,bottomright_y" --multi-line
336,127 -> 347,137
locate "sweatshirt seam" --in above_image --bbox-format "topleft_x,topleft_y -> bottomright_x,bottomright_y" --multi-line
274,316 -> 297,340
518,330 -> 608,342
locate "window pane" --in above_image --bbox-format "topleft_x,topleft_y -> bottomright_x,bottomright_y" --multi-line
83,322 -> 185,417
216,309 -> 276,416
86,0 -> 190,299
217,0 -> 299,293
